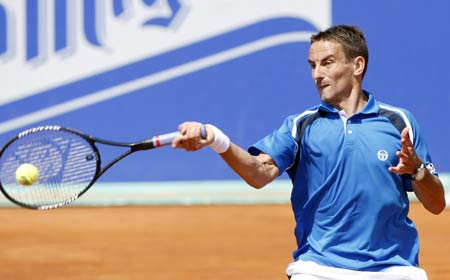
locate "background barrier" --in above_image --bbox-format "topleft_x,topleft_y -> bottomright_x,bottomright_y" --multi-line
0,174 -> 448,207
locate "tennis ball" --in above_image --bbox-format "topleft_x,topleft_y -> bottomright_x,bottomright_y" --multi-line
15,163 -> 39,186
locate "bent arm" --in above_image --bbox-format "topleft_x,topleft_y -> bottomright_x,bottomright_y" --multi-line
388,127 -> 446,214
219,143 -> 279,189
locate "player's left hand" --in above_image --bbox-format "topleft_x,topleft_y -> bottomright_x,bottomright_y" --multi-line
388,127 -> 422,175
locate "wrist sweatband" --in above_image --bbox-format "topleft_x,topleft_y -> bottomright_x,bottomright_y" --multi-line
206,124 -> 230,154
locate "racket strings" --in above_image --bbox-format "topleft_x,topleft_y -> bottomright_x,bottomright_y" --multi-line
0,130 -> 98,208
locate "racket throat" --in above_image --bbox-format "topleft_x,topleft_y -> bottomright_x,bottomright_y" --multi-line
132,140 -> 156,151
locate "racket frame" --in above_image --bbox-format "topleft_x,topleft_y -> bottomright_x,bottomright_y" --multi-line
0,125 -> 183,210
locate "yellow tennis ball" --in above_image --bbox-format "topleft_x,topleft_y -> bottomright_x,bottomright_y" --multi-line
15,163 -> 39,186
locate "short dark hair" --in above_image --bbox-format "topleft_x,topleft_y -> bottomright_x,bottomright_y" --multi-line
311,25 -> 369,77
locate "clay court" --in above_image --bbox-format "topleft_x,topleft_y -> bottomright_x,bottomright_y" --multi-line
0,202 -> 448,280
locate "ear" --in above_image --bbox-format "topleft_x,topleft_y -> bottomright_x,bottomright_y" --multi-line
353,56 -> 366,76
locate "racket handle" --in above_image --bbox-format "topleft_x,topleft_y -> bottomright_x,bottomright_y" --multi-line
152,132 -> 180,148
153,124 -> 207,148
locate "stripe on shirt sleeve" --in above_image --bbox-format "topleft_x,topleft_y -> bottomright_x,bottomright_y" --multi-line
291,109 -> 319,139
379,104 -> 414,144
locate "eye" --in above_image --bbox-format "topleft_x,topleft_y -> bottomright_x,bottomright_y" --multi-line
323,59 -> 334,66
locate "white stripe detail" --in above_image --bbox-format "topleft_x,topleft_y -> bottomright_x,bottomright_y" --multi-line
291,109 -> 318,139
0,31 -> 314,135
286,109 -> 318,171
379,104 -> 414,144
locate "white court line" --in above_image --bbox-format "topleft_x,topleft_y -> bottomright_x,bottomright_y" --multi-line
0,31 -> 313,134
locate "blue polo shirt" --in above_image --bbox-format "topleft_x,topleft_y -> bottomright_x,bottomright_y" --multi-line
249,92 -> 437,271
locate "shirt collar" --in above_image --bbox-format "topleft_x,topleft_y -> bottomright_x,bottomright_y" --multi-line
318,90 -> 379,116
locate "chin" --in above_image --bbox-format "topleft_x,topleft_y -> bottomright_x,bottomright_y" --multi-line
319,91 -> 332,101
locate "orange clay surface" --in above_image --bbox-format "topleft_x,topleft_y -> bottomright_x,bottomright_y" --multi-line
0,202 -> 448,280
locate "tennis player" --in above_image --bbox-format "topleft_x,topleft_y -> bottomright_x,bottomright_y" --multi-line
173,25 -> 446,280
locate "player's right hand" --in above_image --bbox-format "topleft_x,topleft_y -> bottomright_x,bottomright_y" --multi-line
172,121 -> 214,151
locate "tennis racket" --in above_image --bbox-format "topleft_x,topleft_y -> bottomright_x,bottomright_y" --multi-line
0,125 -> 206,210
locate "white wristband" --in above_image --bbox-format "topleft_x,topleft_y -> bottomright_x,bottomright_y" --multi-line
206,124 -> 230,154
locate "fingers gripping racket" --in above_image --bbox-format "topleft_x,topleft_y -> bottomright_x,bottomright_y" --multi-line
0,125 -> 206,210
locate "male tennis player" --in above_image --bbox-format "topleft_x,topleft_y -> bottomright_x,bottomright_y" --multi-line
173,25 -> 446,279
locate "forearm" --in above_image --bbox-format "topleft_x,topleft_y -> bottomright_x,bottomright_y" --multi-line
173,122 -> 279,188
413,171 -> 446,214
219,143 -> 279,189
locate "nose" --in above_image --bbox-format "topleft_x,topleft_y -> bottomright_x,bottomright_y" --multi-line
312,65 -> 324,81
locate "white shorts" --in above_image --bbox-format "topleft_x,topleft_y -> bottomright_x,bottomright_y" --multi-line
286,260 -> 428,280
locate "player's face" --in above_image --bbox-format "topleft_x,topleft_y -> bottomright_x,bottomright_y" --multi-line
308,40 -> 356,106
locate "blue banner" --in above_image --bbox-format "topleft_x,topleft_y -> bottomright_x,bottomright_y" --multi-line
0,0 -> 448,182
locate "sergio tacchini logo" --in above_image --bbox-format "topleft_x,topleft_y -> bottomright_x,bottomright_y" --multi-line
377,150 -> 389,161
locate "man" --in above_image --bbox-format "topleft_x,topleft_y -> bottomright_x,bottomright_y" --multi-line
172,25 -> 446,279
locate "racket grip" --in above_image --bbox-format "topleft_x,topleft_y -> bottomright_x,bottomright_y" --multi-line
152,132 -> 180,148
153,125 -> 207,148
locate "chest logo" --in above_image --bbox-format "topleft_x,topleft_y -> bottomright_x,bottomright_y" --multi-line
377,150 -> 389,161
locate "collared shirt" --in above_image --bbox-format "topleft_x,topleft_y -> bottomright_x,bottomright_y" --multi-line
249,92 -> 437,271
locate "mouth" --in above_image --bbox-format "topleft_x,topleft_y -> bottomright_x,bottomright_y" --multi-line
317,84 -> 329,90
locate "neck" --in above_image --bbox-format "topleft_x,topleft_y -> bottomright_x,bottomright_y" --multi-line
333,88 -> 368,116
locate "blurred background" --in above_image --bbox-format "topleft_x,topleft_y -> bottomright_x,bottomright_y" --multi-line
1,0 -> 449,206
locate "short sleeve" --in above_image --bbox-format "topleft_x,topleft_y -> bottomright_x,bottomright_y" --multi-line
248,116 -> 298,174
403,110 -> 438,191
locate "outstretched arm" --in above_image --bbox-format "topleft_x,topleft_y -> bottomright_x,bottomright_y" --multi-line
172,122 -> 279,188
388,127 -> 446,214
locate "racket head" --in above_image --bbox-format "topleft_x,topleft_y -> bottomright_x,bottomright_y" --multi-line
0,126 -> 101,210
